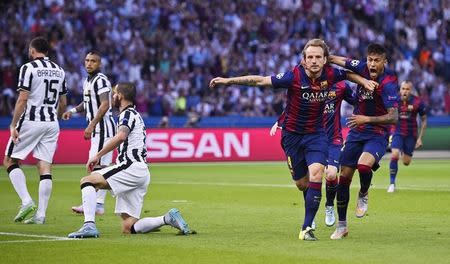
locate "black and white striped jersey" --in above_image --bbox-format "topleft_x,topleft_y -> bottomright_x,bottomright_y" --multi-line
17,57 -> 67,122
83,72 -> 116,138
116,106 -> 147,163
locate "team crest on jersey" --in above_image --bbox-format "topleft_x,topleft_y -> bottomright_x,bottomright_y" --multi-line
276,73 -> 285,79
408,105 -> 414,111
320,80 -> 328,89
327,91 -> 336,99
351,60 -> 360,67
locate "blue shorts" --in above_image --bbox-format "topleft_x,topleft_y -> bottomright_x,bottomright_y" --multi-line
340,132 -> 388,169
327,143 -> 343,169
281,130 -> 327,181
391,134 -> 416,156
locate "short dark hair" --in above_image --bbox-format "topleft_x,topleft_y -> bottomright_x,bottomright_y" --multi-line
30,37 -> 50,54
115,82 -> 136,103
367,43 -> 387,57
86,50 -> 102,58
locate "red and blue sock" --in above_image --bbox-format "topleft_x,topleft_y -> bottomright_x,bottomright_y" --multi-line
302,182 -> 322,230
358,164 -> 373,195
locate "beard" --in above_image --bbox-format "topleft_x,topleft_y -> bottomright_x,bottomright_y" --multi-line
113,97 -> 121,108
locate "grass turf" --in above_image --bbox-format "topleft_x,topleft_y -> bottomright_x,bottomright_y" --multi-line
1,160 -> 449,263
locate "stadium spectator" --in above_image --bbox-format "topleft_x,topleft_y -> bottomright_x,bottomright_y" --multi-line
1,0 -> 449,118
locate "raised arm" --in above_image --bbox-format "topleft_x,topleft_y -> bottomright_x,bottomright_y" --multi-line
209,75 -> 272,88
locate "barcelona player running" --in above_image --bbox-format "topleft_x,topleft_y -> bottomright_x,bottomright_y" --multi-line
210,39 -> 376,241
328,43 -> 399,239
270,81 -> 356,228
388,81 -> 427,193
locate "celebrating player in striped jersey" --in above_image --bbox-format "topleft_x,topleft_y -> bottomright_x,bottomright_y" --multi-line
62,51 -> 116,215
388,81 -> 427,193
3,37 -> 67,224
210,39 -> 377,241
328,43 -> 399,239
68,83 -> 190,238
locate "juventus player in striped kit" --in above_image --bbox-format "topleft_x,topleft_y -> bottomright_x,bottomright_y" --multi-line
68,83 -> 190,238
62,51 -> 116,215
3,37 -> 67,224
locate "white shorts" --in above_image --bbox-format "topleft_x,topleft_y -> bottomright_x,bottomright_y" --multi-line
97,161 -> 150,219
89,136 -> 113,166
5,120 -> 59,163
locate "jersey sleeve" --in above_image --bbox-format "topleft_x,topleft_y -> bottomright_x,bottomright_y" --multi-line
60,79 -> 68,95
331,67 -> 347,83
271,70 -> 294,89
17,64 -> 33,92
381,81 -> 399,108
96,78 -> 111,95
418,100 -> 427,116
277,111 -> 286,125
118,110 -> 132,130
344,59 -> 367,76
343,84 -> 356,105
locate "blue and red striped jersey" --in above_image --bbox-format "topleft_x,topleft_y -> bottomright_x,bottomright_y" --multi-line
324,81 -> 355,145
271,64 -> 347,134
394,95 -> 426,137
344,59 -> 399,137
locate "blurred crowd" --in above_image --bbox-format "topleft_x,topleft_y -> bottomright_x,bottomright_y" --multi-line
1,0 -> 450,121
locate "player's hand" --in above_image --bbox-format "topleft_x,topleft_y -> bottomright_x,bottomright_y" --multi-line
269,122 -> 279,136
346,114 -> 368,128
86,156 -> 100,173
84,126 -> 94,140
62,111 -> 72,120
362,80 -> 378,91
209,77 -> 228,88
9,126 -> 19,144
415,138 -> 423,149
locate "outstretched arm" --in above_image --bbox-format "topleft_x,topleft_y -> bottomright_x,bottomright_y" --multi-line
328,55 -> 348,67
209,75 -> 272,88
346,107 -> 398,128
347,72 -> 378,91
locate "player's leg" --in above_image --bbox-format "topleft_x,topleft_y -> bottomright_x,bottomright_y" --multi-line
401,136 -> 415,166
68,173 -> 108,238
356,137 -> 387,217
324,144 -> 341,227
388,135 -> 403,192
331,165 -> 355,239
24,122 -> 59,224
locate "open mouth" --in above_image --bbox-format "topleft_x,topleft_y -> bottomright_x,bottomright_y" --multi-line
369,69 -> 377,74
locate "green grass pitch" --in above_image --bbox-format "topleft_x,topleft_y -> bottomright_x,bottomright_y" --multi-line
1,160 -> 449,264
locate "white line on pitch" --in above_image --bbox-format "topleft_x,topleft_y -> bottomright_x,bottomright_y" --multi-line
0,232 -> 78,244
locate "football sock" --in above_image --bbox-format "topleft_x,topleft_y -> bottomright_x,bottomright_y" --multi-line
390,157 -> 399,184
131,216 -> 165,234
337,176 -> 351,222
357,164 -> 372,195
81,183 -> 96,223
302,182 -> 322,230
96,189 -> 107,204
36,175 -> 52,218
7,165 -> 33,206
325,178 -> 338,207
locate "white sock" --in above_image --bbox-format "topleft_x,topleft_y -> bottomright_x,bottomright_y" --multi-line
133,216 -> 165,233
81,184 -> 96,223
8,167 -> 33,206
36,175 -> 52,218
96,189 -> 107,204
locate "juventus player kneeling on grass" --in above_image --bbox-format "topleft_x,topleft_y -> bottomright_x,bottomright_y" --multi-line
68,83 -> 190,238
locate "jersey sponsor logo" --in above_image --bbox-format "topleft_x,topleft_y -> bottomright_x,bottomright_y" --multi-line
351,60 -> 360,67
358,89 -> 374,100
323,102 -> 335,114
302,90 -> 329,102
276,73 -> 285,79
